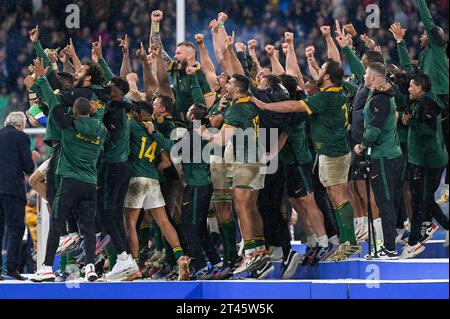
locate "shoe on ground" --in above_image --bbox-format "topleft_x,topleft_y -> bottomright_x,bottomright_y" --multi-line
105,255 -> 136,281
30,266 -> 56,282
369,245 -> 399,260
190,266 -> 213,280
6,271 -> 26,281
399,243 -> 425,259
301,245 -> 319,266
122,270 -> 143,281
212,262 -> 232,280
252,259 -> 275,280
151,264 -> 173,280
0,274 -> 4,281
327,243 -> 350,262
281,250 -> 302,279
313,242 -> 339,265
85,263 -> 98,282
233,254 -> 256,275
177,256 -> 190,281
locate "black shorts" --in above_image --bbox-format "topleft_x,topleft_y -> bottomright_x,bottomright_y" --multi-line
284,161 -> 313,198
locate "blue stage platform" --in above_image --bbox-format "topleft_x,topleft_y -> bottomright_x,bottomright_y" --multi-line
0,279 -> 447,299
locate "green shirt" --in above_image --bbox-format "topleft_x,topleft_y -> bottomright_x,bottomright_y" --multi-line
103,109 -> 131,164
407,92 -> 448,168
56,117 -> 106,184
303,86 -> 350,157
362,90 -> 402,160
223,97 -> 260,163
169,62 -> 213,119
280,116 -> 312,165
182,130 -> 212,186
129,120 -> 164,180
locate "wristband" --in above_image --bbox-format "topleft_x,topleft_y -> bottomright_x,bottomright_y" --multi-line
151,22 -> 160,33
218,23 -> 225,28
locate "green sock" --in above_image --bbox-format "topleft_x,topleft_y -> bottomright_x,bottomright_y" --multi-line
335,202 -> 357,245
58,255 -> 68,272
173,246 -> 184,260
223,219 -> 238,264
218,223 -> 229,263
255,236 -> 266,251
105,242 -> 117,269
244,239 -> 256,254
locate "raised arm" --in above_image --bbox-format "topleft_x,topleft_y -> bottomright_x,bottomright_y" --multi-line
150,10 -> 173,67
195,33 -> 217,92
136,42 -> 158,95
151,43 -> 175,100
284,32 -> 305,90
336,32 -> 366,83
305,46 -> 320,80
118,34 -> 132,79
247,39 -> 262,74
66,38 -> 82,73
222,32 -> 245,76
265,45 -> 284,76
93,36 -> 115,83
58,49 -> 75,74
322,23 -> 341,65
389,23 -> 413,72
417,0 -> 436,36
186,66 -> 206,105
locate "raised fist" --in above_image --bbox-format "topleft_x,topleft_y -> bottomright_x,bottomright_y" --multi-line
218,12 -> 228,24
265,45 -> 275,57
151,10 -> 164,23
235,42 -> 246,53
29,26 -> 39,43
247,39 -> 257,50
195,34 -> 204,45
284,32 -> 294,44
320,26 -> 331,38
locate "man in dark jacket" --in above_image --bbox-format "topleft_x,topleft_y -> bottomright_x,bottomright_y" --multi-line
0,111 -> 38,280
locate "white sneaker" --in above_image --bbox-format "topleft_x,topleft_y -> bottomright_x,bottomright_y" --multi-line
105,255 -> 136,281
233,254 -> 254,275
30,266 -> 56,282
400,243 -> 425,259
270,246 -> 283,262
84,263 -> 98,282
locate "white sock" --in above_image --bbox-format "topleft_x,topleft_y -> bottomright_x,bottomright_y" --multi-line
318,235 -> 329,248
374,218 -> 384,243
245,248 -> 256,258
207,216 -> 220,234
118,251 -> 128,261
307,234 -> 318,248
329,235 -> 340,246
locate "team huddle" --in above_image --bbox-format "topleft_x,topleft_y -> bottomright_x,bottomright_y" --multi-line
22,0 -> 448,283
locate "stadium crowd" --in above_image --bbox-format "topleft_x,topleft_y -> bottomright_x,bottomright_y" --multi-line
0,0 -> 448,282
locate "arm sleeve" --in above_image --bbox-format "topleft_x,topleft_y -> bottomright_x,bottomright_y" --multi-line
33,41 -> 52,70
37,77 -> 60,110
362,95 -> 391,147
397,40 -> 413,72
417,0 -> 435,35
342,46 -> 365,84
98,57 -> 115,83
236,51 -> 250,76
103,108 -> 124,145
